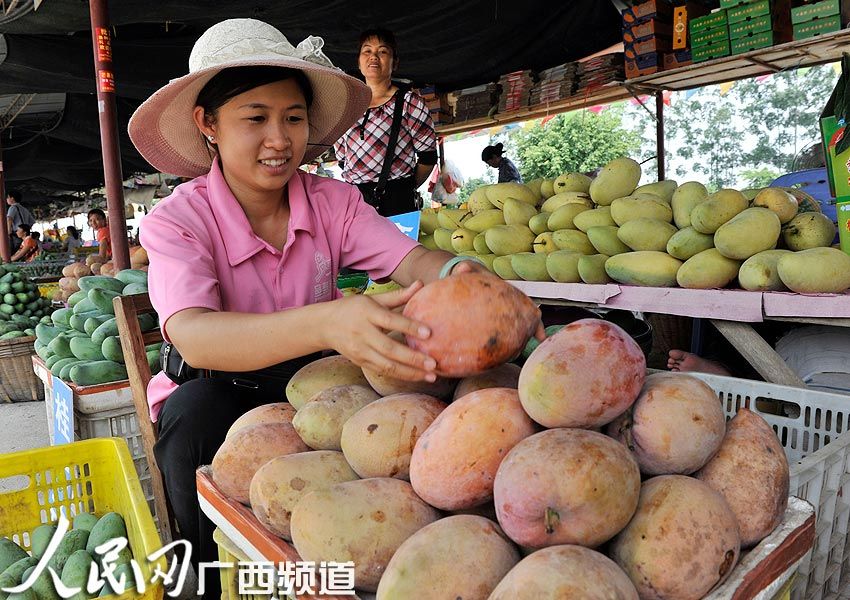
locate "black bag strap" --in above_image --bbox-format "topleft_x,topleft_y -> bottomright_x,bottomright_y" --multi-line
376,82 -> 410,194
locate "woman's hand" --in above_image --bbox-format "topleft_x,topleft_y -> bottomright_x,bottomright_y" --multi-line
321,281 -> 439,382
451,260 -> 546,341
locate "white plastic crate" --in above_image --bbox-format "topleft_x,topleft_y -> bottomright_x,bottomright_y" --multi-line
686,372 -> 850,600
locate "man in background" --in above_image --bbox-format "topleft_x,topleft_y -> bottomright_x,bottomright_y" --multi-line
6,190 -> 34,254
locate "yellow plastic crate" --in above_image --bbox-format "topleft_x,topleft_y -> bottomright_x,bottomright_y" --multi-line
0,438 -> 166,600
213,528 -> 269,600
37,282 -> 59,299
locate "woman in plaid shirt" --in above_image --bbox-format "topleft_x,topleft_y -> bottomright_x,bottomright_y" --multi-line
334,28 -> 438,217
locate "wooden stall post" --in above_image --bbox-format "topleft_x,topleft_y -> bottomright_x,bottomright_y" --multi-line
656,91 -> 665,181
88,0 -> 131,270
0,138 -> 9,263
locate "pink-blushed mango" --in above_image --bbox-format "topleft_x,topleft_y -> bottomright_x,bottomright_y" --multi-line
225,403 -> 296,439
290,478 -> 441,593
494,428 -> 640,548
696,408 -> 790,548
403,273 -> 541,377
606,373 -> 725,475
363,331 -> 458,400
409,388 -> 537,511
376,515 -> 520,600
340,393 -> 446,480
610,475 -> 740,600
489,545 -> 639,600
518,319 -> 645,428
249,450 -> 358,540
453,363 -> 521,400
212,422 -> 309,505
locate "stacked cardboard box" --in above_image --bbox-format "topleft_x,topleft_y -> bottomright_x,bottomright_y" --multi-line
690,9 -> 731,62
417,85 -> 453,126
451,83 -> 499,122
530,63 -> 578,104
791,0 -> 847,39
577,54 -> 625,91
623,0 -> 674,78
722,0 -> 792,54
498,70 -> 535,112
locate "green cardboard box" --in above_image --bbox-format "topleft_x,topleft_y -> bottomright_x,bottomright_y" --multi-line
820,80 -> 850,198
728,0 -> 771,24
731,29 -> 774,52
692,25 -> 731,45
793,14 -> 842,38
791,0 -> 840,24
690,9 -> 728,34
728,13 -> 773,37
692,38 -> 732,62
720,0 -> 751,8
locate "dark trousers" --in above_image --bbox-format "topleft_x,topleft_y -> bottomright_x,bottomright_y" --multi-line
154,378 -> 276,600
356,176 -> 418,217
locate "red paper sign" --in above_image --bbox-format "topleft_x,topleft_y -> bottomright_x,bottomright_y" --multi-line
98,69 -> 115,93
96,27 -> 112,63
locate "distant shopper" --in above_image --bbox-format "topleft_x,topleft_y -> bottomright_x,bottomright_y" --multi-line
10,224 -> 38,262
6,189 -> 35,253
334,28 -> 438,217
87,208 -> 111,260
65,226 -> 83,252
482,143 -> 523,183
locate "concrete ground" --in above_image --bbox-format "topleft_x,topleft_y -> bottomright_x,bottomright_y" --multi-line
0,400 -> 50,454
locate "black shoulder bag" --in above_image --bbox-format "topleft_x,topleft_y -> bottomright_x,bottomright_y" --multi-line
368,83 -> 409,208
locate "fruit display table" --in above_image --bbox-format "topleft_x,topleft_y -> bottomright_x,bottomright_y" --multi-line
196,465 -> 813,600
511,281 -> 850,388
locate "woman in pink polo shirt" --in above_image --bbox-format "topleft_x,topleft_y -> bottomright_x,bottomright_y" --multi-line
128,19 -> 496,594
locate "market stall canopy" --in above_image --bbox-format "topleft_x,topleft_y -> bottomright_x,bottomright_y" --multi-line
0,0 -> 622,194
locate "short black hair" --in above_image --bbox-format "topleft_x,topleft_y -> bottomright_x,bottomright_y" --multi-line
88,208 -> 106,220
67,226 -> 80,239
6,189 -> 21,202
30,231 -> 40,240
482,143 -> 504,161
196,66 -> 314,119
359,28 -> 398,60
17,223 -> 31,234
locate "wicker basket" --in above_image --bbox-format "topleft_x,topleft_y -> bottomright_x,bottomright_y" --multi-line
0,336 -> 43,403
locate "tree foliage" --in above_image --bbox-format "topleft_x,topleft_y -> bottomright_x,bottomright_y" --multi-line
507,108 -> 642,181
457,176 -> 491,202
624,65 -> 837,190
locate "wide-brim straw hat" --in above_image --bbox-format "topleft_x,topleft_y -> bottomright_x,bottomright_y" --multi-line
129,18 -> 371,178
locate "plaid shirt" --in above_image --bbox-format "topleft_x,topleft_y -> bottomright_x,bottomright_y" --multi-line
334,89 -> 437,184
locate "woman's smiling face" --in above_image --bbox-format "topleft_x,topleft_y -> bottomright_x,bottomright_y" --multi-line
196,78 -> 309,196
359,36 -> 395,80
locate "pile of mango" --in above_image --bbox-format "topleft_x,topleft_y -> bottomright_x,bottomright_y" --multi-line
0,512 -> 138,598
34,270 -> 161,387
422,157 -> 850,294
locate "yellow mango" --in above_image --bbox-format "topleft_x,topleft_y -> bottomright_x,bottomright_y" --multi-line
671,182 -> 709,228
714,207 -> 781,260
545,250 -> 583,283
468,187 -> 495,214
782,212 -> 836,250
573,206 -> 616,232
485,225 -> 535,256
486,182 -> 538,208
511,252 -> 552,281
451,228 -> 477,253
473,232 -> 490,254
420,208 -> 439,234
777,247 -> 850,293
547,203 -> 591,231
541,192 -> 593,214
676,249 -> 741,289
552,229 -> 596,254
634,180 -> 678,203
738,250 -> 793,291
587,226 -> 631,256
554,172 -> 592,195
578,254 -> 612,284
437,208 -> 471,230
463,209 -> 505,233
753,188 -> 798,224
528,212 -> 552,235
666,227 -> 714,260
589,157 -> 641,206
610,195 -> 673,225
690,189 -> 748,234
504,198 -> 538,226
493,255 -> 519,280
605,251 -> 682,287
433,228 -> 455,252
617,218 -> 678,252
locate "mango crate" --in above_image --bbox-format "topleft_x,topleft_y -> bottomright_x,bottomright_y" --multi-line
0,438 -> 166,600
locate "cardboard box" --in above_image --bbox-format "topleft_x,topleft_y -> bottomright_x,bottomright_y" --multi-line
625,52 -> 662,78
623,19 -> 673,43
728,13 -> 774,36
663,50 -> 694,69
624,36 -> 672,59
622,0 -> 674,26
728,0 -> 772,23
692,38 -> 732,61
720,0 -> 754,7
820,80 -> 850,197
793,13 -> 842,36
673,3 -> 711,48
731,29 -> 775,52
791,0 -> 849,24
692,24 -> 731,45
691,9 -> 728,34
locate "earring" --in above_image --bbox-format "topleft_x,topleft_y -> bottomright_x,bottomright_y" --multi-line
207,134 -> 215,143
